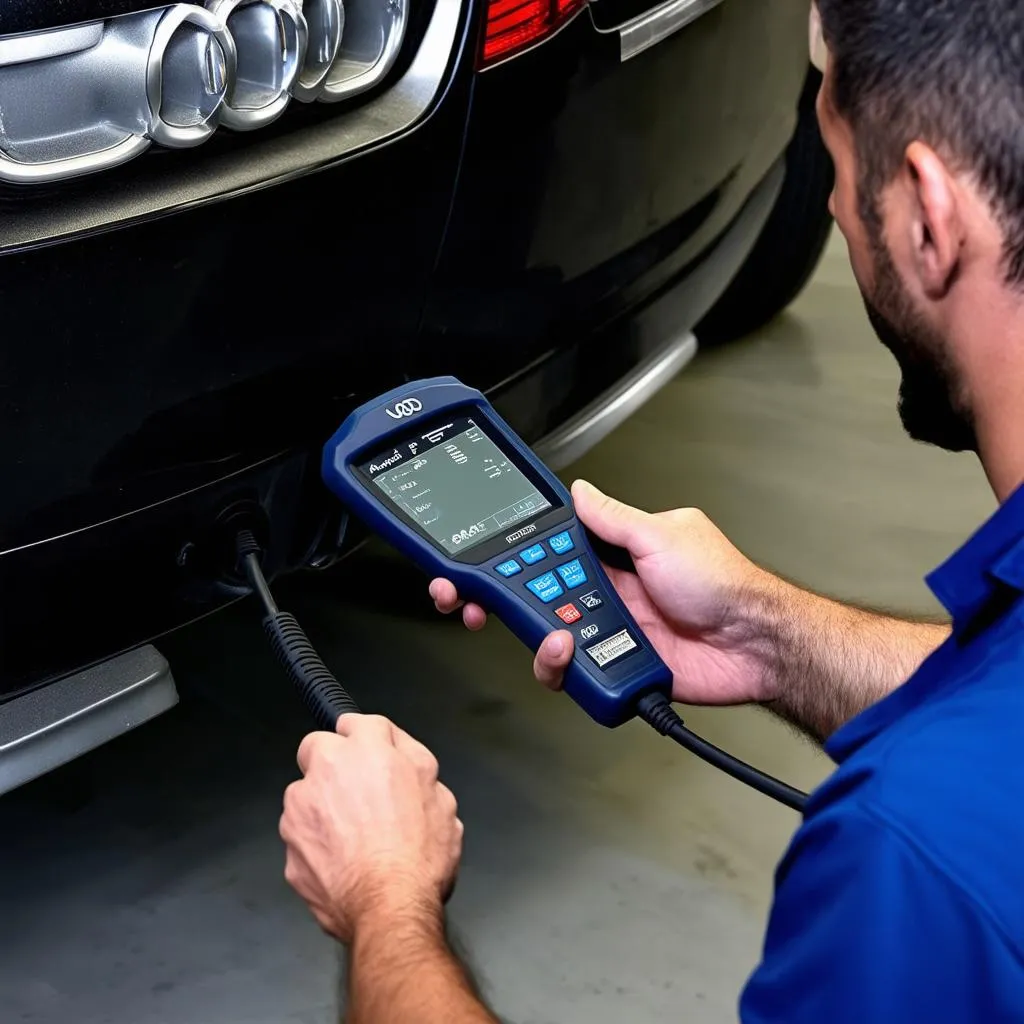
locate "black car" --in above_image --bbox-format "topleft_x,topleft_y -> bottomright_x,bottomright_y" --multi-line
0,0 -> 831,792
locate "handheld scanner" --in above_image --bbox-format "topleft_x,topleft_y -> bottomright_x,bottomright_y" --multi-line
322,376 -> 672,727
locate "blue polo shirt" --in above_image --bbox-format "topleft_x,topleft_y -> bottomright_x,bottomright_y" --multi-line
741,486 -> 1024,1023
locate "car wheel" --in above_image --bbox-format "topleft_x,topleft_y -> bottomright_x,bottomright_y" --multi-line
697,68 -> 834,345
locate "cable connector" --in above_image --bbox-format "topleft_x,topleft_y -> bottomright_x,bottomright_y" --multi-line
235,528 -> 262,564
635,691 -> 686,734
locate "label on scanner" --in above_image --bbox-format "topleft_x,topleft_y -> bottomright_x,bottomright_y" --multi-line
584,628 -> 637,667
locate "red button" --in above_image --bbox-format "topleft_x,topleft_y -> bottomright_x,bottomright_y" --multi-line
555,603 -> 582,624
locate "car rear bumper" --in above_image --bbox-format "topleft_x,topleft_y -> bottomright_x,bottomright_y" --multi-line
0,152 -> 782,706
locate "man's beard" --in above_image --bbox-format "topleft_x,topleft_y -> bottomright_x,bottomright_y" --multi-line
863,237 -> 977,453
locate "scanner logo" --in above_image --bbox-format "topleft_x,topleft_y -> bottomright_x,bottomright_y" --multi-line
386,398 -> 423,420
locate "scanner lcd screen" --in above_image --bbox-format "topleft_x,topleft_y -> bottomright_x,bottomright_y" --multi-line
363,415 -> 553,556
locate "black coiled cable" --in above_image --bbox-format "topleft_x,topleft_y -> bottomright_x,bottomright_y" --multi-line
237,530 -> 360,729
237,530 -> 806,810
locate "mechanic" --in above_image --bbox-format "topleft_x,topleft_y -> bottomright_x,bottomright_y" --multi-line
278,1 -> 1024,1020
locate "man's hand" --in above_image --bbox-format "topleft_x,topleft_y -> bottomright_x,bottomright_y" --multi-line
280,714 -> 463,944
430,479 -> 949,740
431,478 -> 782,706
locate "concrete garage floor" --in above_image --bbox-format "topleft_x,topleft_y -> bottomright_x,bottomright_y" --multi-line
0,233 -> 996,1024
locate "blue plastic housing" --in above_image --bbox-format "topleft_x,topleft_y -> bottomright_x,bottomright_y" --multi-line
322,377 -> 672,726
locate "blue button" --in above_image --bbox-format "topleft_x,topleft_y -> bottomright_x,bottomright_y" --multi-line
520,543 -> 546,565
548,531 -> 575,556
495,559 -> 522,578
525,572 -> 564,604
556,559 -> 588,589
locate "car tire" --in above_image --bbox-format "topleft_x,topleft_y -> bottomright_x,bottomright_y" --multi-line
697,68 -> 834,345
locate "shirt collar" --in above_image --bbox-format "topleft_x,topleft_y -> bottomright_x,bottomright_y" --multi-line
826,482 -> 1024,764
927,481 -> 1024,630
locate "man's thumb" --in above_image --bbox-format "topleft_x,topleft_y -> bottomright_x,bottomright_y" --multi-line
571,480 -> 654,556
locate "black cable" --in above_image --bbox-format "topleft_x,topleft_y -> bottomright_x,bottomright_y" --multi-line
236,530 -> 360,729
636,692 -> 808,813
235,531 -> 805,809
244,551 -> 279,617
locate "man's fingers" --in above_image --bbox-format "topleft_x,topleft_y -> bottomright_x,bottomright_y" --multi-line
572,479 -> 657,558
534,630 -> 574,690
429,578 -> 463,614
336,713 -> 397,745
282,847 -> 303,889
280,782 -> 301,840
437,782 -> 458,818
297,720 -> 389,776
390,726 -> 441,781
296,731 -> 335,774
462,603 -> 488,631
429,578 -> 488,630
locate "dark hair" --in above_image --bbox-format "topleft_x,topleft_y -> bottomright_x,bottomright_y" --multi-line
816,0 -> 1024,284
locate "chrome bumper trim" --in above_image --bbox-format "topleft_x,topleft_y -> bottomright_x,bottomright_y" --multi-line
614,0 -> 724,62
534,332 -> 697,471
0,646 -> 178,796
531,153 -> 786,469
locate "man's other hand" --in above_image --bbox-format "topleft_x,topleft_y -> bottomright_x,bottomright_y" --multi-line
430,479 -> 782,707
280,715 -> 463,944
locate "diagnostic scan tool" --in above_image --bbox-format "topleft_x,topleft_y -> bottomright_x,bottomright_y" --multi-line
322,376 -> 673,726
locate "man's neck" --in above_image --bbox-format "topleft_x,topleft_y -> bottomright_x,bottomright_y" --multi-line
971,373 -> 1024,502
978,442 -> 1024,503
953,293 -> 1024,502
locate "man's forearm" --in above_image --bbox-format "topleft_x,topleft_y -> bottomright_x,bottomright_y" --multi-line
347,904 -> 499,1024
753,575 -> 950,742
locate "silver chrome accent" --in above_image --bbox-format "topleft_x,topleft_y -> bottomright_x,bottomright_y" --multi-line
533,156 -> 786,469
612,0 -> 724,62
0,0 -> 461,247
293,0 -> 345,101
147,5 -> 236,148
0,13 -> 155,184
0,0 -> 412,184
534,333 -> 698,470
320,0 -> 407,102
0,646 -> 178,797
209,0 -> 308,130
0,5 -> 235,182
0,22 -> 103,66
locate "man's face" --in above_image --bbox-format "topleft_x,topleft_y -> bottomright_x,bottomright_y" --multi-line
812,46 -> 977,453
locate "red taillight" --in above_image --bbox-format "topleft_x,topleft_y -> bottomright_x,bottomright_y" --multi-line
479,0 -> 587,66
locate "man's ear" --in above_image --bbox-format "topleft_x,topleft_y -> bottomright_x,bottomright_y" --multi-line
902,141 -> 963,299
